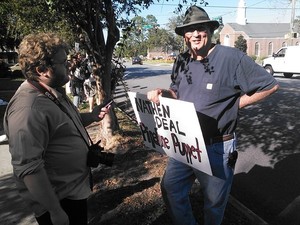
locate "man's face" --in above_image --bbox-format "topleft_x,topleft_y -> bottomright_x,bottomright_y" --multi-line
184,24 -> 212,54
48,48 -> 69,87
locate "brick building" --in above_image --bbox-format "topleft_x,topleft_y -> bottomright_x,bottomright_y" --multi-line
219,23 -> 300,59
219,0 -> 300,59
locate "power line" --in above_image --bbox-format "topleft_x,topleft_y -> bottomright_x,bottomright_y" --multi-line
148,2 -> 300,10
138,1 -> 300,26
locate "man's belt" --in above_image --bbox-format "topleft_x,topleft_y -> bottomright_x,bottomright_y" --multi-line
205,134 -> 234,145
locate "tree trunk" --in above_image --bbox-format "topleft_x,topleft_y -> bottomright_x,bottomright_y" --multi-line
53,0 -> 121,148
97,68 -> 120,147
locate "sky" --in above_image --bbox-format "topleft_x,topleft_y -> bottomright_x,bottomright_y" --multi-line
137,0 -> 300,27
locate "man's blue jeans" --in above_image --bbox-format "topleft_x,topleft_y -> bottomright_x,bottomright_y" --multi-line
161,138 -> 236,225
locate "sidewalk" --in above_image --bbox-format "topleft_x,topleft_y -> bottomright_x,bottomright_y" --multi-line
0,143 -> 37,225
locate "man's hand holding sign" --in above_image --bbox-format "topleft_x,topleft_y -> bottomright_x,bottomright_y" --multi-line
128,91 -> 212,176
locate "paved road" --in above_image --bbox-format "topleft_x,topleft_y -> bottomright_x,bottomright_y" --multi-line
117,63 -> 300,225
232,74 -> 300,224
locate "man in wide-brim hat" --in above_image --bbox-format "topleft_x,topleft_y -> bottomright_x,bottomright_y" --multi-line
147,5 -> 279,225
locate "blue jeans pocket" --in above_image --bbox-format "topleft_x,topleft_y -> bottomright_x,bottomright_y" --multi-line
207,139 -> 236,180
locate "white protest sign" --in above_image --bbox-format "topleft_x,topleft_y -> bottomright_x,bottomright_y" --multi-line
128,92 -> 212,176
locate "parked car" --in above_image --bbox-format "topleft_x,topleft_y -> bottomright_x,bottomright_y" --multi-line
262,46 -> 300,78
169,52 -> 176,59
132,57 -> 143,65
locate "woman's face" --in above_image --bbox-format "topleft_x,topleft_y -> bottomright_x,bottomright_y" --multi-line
48,48 -> 69,87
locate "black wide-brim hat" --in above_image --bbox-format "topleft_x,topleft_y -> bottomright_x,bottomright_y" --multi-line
175,6 -> 220,36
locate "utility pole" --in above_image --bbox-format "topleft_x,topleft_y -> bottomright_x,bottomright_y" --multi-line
290,0 -> 296,33
290,0 -> 296,45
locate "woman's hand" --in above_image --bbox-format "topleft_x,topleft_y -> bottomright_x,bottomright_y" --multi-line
98,105 -> 111,120
91,104 -> 111,121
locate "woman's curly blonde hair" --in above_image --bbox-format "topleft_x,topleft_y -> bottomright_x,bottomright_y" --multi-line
18,32 -> 69,80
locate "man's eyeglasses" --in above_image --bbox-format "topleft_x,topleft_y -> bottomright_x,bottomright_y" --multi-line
184,25 -> 209,35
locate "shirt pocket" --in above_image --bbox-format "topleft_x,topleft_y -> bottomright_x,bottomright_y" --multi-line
198,76 -> 221,101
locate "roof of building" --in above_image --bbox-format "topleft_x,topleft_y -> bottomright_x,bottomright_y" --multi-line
227,23 -> 290,38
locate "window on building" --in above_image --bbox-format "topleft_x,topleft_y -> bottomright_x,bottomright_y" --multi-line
255,42 -> 260,56
268,42 -> 273,56
224,35 -> 230,46
282,42 -> 287,47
